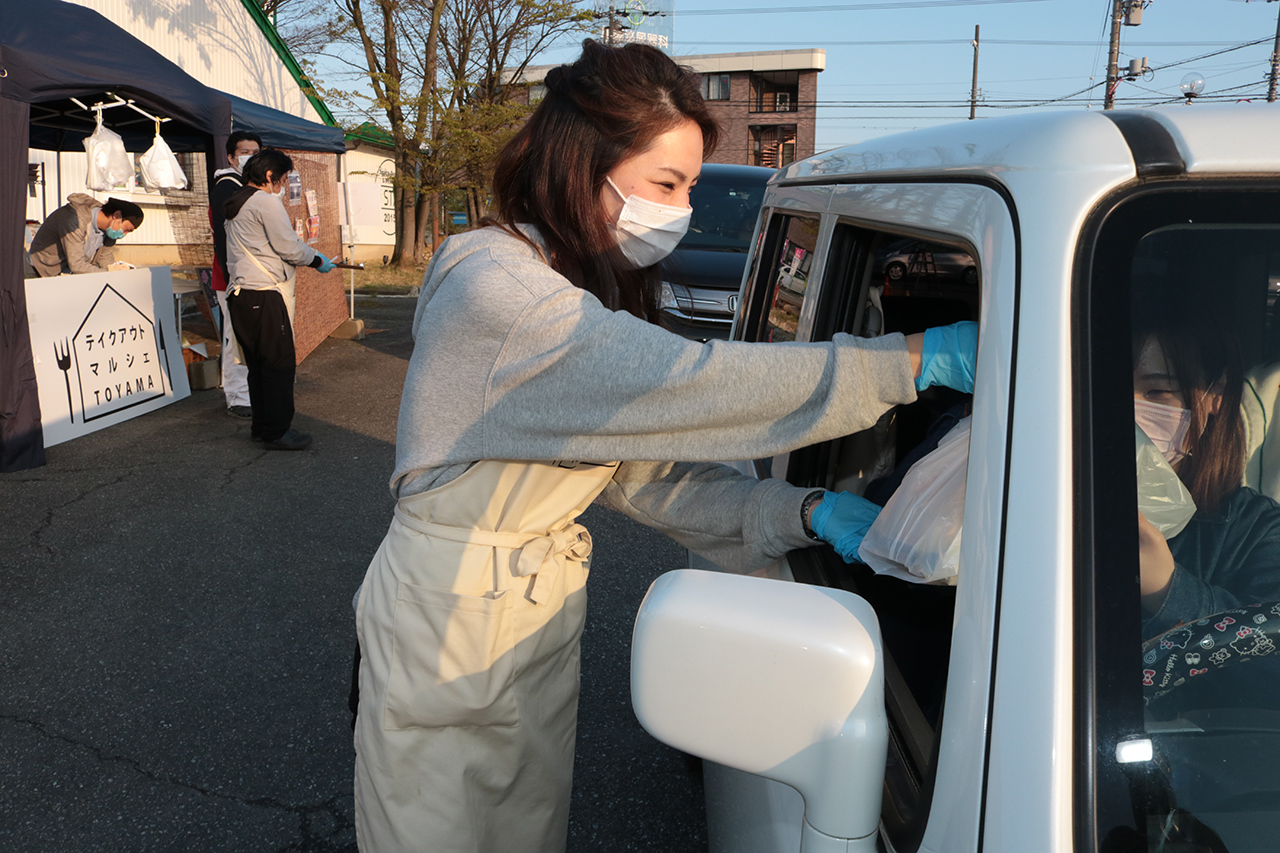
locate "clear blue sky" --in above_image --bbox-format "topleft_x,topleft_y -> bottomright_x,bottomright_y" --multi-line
535,0 -> 1280,152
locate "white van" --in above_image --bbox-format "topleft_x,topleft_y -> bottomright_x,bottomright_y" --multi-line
630,105 -> 1280,853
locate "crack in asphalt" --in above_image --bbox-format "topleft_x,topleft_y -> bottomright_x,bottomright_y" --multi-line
29,473 -> 130,555
221,448 -> 270,490
2,714 -> 355,852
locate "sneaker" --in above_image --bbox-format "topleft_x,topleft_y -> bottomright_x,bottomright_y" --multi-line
262,429 -> 312,451
227,405 -> 252,420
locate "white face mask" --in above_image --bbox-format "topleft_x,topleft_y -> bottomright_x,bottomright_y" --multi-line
605,176 -> 691,268
1135,398 -> 1192,465
236,154 -> 252,172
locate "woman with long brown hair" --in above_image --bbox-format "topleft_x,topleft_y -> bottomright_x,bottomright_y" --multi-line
352,40 -> 977,851
1134,306 -> 1280,640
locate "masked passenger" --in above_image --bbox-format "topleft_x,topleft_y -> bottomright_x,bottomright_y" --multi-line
352,39 -> 977,853
1135,309 -> 1280,640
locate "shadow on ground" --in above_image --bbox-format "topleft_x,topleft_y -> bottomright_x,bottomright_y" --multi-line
0,295 -> 706,852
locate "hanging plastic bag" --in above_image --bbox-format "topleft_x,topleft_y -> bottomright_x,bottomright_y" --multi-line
1136,424 -> 1197,538
139,130 -> 188,190
858,416 -> 972,584
83,113 -> 134,191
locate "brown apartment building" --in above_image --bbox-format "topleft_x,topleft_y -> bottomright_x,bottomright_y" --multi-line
677,49 -> 825,168
518,48 -> 825,169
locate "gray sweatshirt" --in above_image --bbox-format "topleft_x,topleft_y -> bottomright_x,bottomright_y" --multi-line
225,190 -> 317,290
394,225 -> 918,572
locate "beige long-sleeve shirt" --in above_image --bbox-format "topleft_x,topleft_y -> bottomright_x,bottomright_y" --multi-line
393,225 -> 918,572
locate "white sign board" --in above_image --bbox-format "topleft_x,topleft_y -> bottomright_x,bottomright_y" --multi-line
25,267 -> 190,447
339,180 -> 397,245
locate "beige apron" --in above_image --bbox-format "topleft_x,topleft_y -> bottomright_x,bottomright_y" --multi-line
353,458 -> 618,853
226,229 -> 297,366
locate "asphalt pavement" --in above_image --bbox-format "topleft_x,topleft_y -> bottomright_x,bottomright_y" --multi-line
0,293 -> 707,852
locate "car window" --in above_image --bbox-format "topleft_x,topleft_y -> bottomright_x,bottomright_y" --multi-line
745,220 -> 980,851
873,238 -> 979,289
743,212 -> 821,344
681,171 -> 769,252
1083,186 -> 1280,853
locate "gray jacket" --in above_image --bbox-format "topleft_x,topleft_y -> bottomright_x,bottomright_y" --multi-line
393,225 -> 919,573
225,190 -> 317,290
29,193 -> 113,276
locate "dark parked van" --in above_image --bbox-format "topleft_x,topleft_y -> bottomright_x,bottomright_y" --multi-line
659,163 -> 774,341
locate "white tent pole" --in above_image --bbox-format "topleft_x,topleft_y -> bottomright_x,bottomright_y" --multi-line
341,151 -> 355,319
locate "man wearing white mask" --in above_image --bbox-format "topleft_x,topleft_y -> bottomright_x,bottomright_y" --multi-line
209,131 -> 262,419
224,148 -> 337,451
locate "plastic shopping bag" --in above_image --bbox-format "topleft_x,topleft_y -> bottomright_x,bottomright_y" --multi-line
83,115 -> 133,191
139,132 -> 188,190
1136,424 -> 1196,538
858,416 -> 971,584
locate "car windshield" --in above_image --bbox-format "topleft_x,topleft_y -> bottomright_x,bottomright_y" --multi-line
680,172 -> 768,252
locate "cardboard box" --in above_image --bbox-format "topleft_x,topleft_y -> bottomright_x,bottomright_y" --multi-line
188,357 -> 220,390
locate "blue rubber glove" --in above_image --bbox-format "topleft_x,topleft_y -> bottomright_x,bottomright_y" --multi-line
916,320 -> 978,394
314,253 -> 337,274
809,491 -> 881,564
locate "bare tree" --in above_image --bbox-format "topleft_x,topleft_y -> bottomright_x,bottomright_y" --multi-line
317,0 -> 444,266
425,0 -> 586,248
308,0 -> 586,266
271,0 -> 340,59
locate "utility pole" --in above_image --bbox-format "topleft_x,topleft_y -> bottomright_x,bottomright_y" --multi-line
1104,0 -> 1124,110
1268,0 -> 1280,103
603,6 -> 621,46
969,24 -> 980,119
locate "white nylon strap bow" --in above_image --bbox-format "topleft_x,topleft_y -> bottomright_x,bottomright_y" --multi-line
515,524 -> 593,606
391,507 -> 594,607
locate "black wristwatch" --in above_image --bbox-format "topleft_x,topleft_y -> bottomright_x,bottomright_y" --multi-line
801,489 -> 826,542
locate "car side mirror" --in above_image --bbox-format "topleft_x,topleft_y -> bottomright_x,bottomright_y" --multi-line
630,570 -> 887,852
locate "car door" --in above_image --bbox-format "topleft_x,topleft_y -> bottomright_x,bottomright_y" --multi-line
705,179 -> 1018,853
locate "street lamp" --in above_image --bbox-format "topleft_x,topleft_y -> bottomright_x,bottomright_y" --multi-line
1180,71 -> 1206,103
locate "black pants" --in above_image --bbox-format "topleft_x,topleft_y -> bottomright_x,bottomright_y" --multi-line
226,288 -> 295,442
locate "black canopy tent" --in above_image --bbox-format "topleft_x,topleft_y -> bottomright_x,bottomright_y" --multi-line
227,93 -> 346,155
0,0 -> 234,472
0,0 -> 343,472
24,91 -> 346,230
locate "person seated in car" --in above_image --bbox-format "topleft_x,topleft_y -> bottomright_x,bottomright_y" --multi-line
1135,307 -> 1280,640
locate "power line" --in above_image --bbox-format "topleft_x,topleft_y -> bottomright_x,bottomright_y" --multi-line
714,38 -> 1274,113
679,0 -> 1049,15
1146,37 -> 1272,73
680,39 -> 1253,47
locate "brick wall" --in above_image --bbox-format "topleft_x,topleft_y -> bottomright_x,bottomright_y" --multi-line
157,150 -> 345,364
281,150 -> 346,363
702,70 -> 819,167
797,71 -> 818,160
163,152 -> 213,267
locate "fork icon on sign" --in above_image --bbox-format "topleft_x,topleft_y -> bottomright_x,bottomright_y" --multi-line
54,339 -> 74,423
